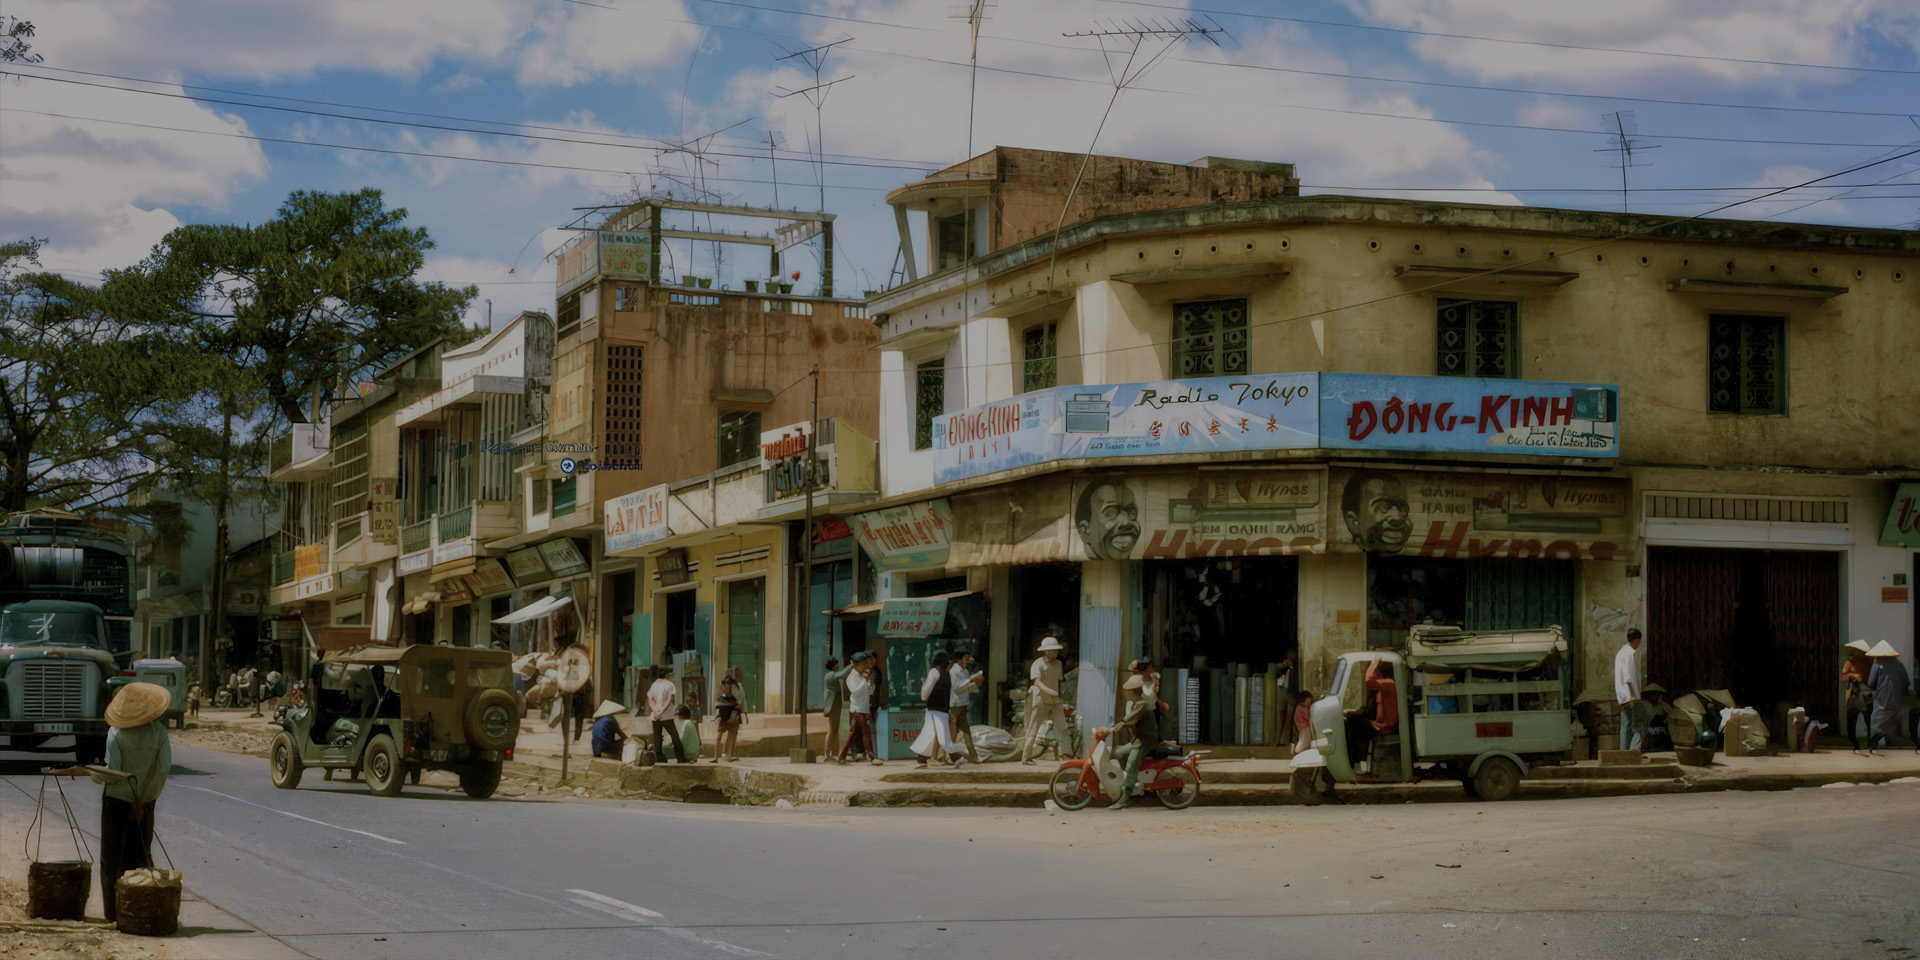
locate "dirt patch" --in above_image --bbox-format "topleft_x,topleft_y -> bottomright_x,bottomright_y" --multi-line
0,866 -> 179,960
169,719 -> 275,759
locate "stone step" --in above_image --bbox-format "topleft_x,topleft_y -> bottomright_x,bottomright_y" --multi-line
878,767 -> 1291,785
1528,762 -> 1685,781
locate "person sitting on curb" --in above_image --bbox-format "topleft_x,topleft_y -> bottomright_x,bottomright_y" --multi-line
590,700 -> 630,760
676,705 -> 703,762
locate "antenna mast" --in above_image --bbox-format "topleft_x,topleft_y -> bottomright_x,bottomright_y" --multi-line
1597,111 -> 1659,214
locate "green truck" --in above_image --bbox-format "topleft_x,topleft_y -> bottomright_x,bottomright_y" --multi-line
0,600 -> 134,764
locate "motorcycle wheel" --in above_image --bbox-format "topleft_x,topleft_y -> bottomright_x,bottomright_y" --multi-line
1156,766 -> 1201,810
1291,767 -> 1334,806
1048,766 -> 1096,811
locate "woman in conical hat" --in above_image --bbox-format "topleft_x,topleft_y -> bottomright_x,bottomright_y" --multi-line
1864,641 -> 1910,755
50,682 -> 173,922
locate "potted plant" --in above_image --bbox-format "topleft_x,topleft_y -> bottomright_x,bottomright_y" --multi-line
778,282 -> 794,294
744,279 -> 759,292
697,277 -> 713,289
680,276 -> 698,288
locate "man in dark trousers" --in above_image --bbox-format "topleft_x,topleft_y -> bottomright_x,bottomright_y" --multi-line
646,664 -> 688,763
52,681 -> 172,923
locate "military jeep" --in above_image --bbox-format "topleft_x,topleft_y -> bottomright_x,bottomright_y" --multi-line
269,644 -> 520,799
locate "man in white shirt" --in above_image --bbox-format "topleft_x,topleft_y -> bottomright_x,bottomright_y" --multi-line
948,651 -> 984,764
1614,628 -> 1648,751
647,665 -> 687,763
1021,636 -> 1074,764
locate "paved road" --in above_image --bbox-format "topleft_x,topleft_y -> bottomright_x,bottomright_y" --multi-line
3,743 -> 1915,959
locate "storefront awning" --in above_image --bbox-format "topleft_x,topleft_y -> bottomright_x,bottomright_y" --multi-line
429,558 -> 478,583
491,594 -> 572,625
825,602 -> 883,619
401,591 -> 442,615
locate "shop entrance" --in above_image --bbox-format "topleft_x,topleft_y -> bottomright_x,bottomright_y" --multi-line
664,589 -> 697,657
1145,557 -> 1298,744
1647,546 -> 1839,727
607,572 -> 636,703
807,557 -> 854,711
1008,563 -> 1080,718
727,578 -> 766,712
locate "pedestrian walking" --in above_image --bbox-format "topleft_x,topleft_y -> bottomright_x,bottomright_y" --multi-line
713,675 -> 746,762
821,657 -> 852,759
947,651 -> 984,764
186,681 -> 202,721
1614,628 -> 1648,751
910,652 -> 969,768
647,665 -> 688,763
1842,639 -> 1873,753
49,682 -> 172,923
1865,640 -> 1910,754
1021,636 -> 1073,764
836,652 -> 883,765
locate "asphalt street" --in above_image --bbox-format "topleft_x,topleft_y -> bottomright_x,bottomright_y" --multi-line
3,742 -> 1916,960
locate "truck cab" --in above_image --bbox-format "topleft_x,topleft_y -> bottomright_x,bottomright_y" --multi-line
0,600 -> 132,763
1291,625 -> 1574,803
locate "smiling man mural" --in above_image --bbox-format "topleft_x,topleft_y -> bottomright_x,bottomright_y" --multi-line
1076,481 -> 1142,561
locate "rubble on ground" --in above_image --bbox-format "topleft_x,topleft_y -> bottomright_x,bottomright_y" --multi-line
0,869 -> 175,960
170,718 -> 276,757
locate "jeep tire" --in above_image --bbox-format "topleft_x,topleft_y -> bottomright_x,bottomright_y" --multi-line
459,759 -> 504,799
364,734 -> 405,797
270,732 -> 305,790
465,689 -> 519,752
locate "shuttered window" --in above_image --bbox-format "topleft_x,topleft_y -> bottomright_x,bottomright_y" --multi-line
605,345 -> 643,461
1707,314 -> 1786,414
1172,298 -> 1249,378
1436,299 -> 1518,378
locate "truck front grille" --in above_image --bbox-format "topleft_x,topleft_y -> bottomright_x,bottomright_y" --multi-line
16,661 -> 94,720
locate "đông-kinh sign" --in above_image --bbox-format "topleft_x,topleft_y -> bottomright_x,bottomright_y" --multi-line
933,372 -> 1620,484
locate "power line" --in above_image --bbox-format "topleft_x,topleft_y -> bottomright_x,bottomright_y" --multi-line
1095,0 -> 1920,77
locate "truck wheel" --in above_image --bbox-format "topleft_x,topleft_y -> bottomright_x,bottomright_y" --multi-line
465,689 -> 519,751
1472,756 -> 1523,802
363,735 -> 405,797
459,760 -> 504,799
1291,768 -> 1333,806
270,733 -> 305,790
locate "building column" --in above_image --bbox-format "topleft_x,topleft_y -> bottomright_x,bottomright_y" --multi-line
1078,559 -> 1130,732
1296,551 -> 1365,695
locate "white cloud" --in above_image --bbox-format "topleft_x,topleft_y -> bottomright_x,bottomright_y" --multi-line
0,76 -> 269,275
514,1 -> 705,88
1344,0 -> 1917,86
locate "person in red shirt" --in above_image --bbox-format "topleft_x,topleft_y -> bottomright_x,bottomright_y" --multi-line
1344,658 -> 1400,772
1291,690 -> 1317,753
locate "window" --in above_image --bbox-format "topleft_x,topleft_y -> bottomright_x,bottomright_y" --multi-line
331,420 -> 369,522
718,409 -> 761,467
1173,298 -> 1249,377
551,476 -> 576,517
1022,322 -> 1058,393
530,472 -> 549,515
604,345 -> 643,460
914,359 -> 945,451
1708,314 -> 1786,414
557,291 -> 581,331
614,285 -> 637,312
1436,299 -> 1518,378
936,213 -> 969,272
479,395 -> 516,501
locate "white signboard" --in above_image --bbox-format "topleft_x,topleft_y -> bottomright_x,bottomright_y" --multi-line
606,484 -> 671,554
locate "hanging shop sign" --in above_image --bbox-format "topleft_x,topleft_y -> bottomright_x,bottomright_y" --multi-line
368,478 -> 401,544
1328,468 -> 1630,561
1319,373 -> 1619,458
761,421 -> 828,502
605,484 -> 670,554
466,558 -> 513,595
1068,471 -> 1326,561
598,230 -> 652,281
538,538 -> 592,579
656,548 -> 690,587
506,546 -> 552,583
1880,483 -> 1920,548
877,598 -> 949,638
851,499 -> 954,571
294,543 -> 325,581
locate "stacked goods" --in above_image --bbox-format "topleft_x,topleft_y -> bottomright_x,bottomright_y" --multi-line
115,868 -> 183,936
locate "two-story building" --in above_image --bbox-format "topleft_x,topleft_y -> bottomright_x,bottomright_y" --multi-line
865,146 -> 1919,747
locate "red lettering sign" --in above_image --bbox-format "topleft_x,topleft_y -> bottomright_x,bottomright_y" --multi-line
1475,722 -> 1514,739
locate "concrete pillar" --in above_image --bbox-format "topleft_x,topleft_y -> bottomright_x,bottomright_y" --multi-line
1297,551 -> 1366,695
1078,559 -> 1130,731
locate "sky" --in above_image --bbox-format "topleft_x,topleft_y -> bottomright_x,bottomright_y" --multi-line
4,0 -> 1919,328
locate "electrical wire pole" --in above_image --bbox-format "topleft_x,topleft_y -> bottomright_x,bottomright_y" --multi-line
1598,111 -> 1659,214
792,366 -> 821,762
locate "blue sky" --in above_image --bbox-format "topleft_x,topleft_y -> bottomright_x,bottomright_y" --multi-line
4,0 -> 1918,326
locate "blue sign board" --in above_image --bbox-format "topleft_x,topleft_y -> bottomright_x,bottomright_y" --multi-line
1318,374 -> 1618,457
933,372 -> 1619,483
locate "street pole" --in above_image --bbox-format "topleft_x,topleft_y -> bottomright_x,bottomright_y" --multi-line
793,367 -> 820,763
561,697 -> 571,782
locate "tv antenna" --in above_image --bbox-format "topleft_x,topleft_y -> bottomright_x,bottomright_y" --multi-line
772,37 -> 854,216
1597,111 -> 1659,214
1045,17 -> 1228,288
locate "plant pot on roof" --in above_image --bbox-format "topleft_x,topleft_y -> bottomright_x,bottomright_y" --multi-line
778,282 -> 794,294
743,279 -> 759,292
697,277 -> 712,289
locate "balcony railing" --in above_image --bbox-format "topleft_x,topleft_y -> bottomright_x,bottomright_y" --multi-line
334,515 -> 363,547
437,505 -> 473,544
274,551 -> 295,585
401,518 -> 433,555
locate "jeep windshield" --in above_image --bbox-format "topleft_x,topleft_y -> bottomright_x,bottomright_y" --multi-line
0,610 -> 107,648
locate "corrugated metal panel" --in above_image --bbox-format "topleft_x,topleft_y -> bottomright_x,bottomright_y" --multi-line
1646,496 -> 1846,524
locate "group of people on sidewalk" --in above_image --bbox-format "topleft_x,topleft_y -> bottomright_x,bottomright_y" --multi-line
1618,629 -> 1917,755
583,663 -> 749,764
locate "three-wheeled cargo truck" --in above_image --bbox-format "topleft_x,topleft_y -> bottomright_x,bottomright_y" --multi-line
1290,625 -> 1573,803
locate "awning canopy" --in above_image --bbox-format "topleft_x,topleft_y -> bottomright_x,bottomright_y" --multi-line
491,594 -> 572,625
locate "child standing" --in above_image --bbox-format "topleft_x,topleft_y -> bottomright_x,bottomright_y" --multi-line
713,676 -> 746,762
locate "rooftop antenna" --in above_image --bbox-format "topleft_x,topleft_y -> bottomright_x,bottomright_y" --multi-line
951,1 -> 993,408
1597,111 -> 1659,214
1045,17 -> 1228,289
773,37 -> 854,217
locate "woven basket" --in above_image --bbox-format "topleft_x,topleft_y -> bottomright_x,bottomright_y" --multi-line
116,868 -> 183,936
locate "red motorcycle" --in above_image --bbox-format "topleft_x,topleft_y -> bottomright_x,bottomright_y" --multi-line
1048,728 -> 1207,811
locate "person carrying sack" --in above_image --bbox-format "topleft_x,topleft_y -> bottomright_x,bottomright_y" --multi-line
50,681 -> 172,923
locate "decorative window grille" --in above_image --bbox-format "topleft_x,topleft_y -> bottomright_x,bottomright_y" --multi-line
1436,299 -> 1519,378
1022,322 -> 1058,393
1707,314 -> 1786,414
718,409 -> 761,467
915,360 -> 945,451
1172,298 -> 1249,378
479,395 -> 516,501
330,420 -> 369,521
605,345 -> 643,461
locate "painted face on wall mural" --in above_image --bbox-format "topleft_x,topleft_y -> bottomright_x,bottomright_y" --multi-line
1343,474 -> 1412,554
1077,483 -> 1141,560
